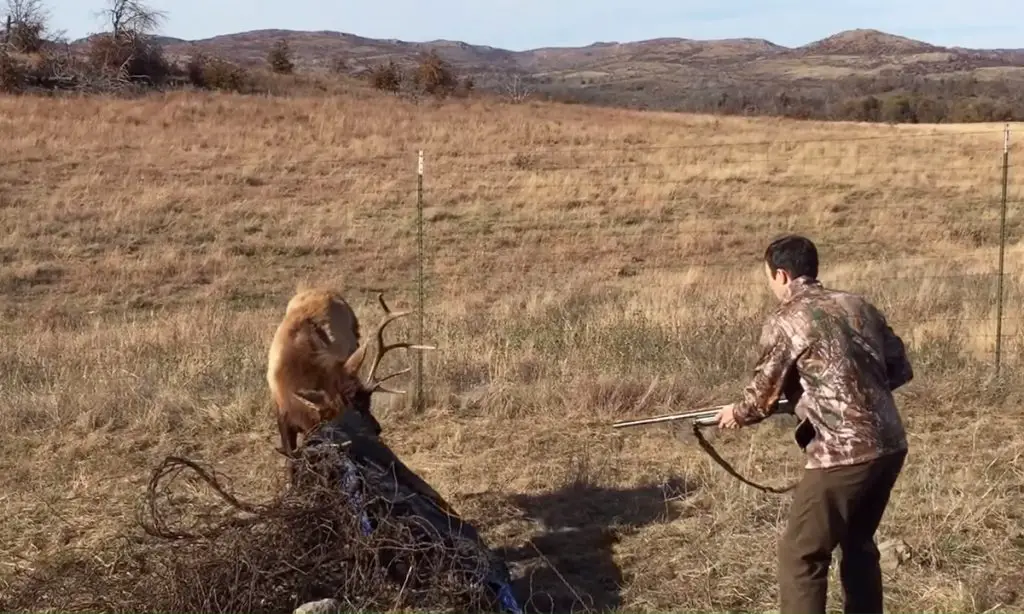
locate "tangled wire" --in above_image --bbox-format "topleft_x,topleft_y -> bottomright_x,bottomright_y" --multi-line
1,423 -> 521,614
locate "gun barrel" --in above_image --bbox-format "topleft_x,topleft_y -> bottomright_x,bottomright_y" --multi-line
611,397 -> 794,429
611,406 -> 724,429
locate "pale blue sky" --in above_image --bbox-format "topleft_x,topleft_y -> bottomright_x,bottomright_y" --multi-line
40,0 -> 1024,50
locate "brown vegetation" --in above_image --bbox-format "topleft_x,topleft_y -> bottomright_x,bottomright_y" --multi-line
0,447 -> 508,613
267,37 -> 294,74
0,86 -> 1021,611
2,0 -> 48,53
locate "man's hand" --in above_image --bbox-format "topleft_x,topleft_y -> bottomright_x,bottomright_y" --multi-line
717,403 -> 741,429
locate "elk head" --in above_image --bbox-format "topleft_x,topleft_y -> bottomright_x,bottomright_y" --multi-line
295,291 -> 435,437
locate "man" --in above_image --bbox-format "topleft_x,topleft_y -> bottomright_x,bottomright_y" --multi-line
716,234 -> 913,614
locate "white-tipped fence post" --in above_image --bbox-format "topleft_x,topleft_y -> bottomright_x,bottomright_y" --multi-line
415,150 -> 425,410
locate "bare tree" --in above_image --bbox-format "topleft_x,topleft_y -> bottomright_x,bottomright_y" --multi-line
87,0 -> 168,83
3,0 -> 49,52
500,73 -> 532,104
97,0 -> 165,40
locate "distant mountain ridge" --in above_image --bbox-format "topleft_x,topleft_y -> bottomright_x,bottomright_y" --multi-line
70,27 -> 1024,70
67,27 -> 1024,122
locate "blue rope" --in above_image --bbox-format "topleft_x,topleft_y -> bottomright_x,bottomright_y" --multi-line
494,580 -> 525,614
338,457 -> 374,536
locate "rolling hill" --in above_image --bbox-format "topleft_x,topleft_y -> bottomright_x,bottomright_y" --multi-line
71,27 -> 1024,120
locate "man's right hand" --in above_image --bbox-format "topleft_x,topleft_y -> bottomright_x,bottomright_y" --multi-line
717,403 -> 741,429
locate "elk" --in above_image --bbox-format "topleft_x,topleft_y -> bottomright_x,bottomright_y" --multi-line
267,287 -> 362,453
268,290 -> 433,458
270,287 -> 363,362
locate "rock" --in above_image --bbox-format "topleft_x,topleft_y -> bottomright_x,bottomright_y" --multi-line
878,538 -> 912,572
294,598 -> 341,614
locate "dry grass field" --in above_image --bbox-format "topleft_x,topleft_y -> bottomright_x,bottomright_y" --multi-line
1,87 -> 1023,612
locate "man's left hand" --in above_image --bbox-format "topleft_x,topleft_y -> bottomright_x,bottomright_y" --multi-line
717,403 -> 741,429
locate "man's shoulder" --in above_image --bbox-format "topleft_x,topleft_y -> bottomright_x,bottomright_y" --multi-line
794,283 -> 878,315
822,284 -> 869,302
820,285 -> 888,322
776,283 -> 882,336
763,298 -> 814,341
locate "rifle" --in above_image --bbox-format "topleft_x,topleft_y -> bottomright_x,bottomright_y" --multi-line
611,405 -> 728,429
611,399 -> 800,495
611,398 -> 795,429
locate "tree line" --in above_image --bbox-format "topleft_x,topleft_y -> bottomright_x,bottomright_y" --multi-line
0,0 -> 471,98
535,70 -> 1024,123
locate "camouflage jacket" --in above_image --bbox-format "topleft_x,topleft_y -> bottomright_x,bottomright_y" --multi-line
732,276 -> 912,469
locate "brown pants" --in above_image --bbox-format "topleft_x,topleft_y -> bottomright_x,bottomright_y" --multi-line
778,449 -> 907,614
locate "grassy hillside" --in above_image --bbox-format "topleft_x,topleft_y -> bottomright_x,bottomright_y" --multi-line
0,88 -> 1022,612
132,27 -> 1024,121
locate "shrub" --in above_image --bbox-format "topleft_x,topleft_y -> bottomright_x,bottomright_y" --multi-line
414,50 -> 457,98
86,32 -> 170,83
368,60 -> 402,93
0,47 -> 26,92
267,38 -> 294,74
186,51 -> 253,93
2,0 -> 48,53
5,19 -> 44,53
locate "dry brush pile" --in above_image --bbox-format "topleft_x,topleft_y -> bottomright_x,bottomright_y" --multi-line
1,438 -> 515,614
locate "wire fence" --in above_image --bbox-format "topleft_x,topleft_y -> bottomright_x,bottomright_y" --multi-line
362,125 -> 1022,409
282,125 -> 1019,404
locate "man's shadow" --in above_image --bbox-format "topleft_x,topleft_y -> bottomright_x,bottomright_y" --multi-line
492,476 -> 699,613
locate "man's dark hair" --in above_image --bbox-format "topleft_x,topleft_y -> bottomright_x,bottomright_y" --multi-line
764,234 -> 818,280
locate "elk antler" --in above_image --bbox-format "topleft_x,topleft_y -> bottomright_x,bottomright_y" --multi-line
365,292 -> 435,394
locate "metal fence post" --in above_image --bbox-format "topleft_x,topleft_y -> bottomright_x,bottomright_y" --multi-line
415,149 -> 425,410
995,124 -> 1010,376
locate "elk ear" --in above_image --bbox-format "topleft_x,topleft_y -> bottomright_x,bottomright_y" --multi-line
342,342 -> 369,376
292,389 -> 326,412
